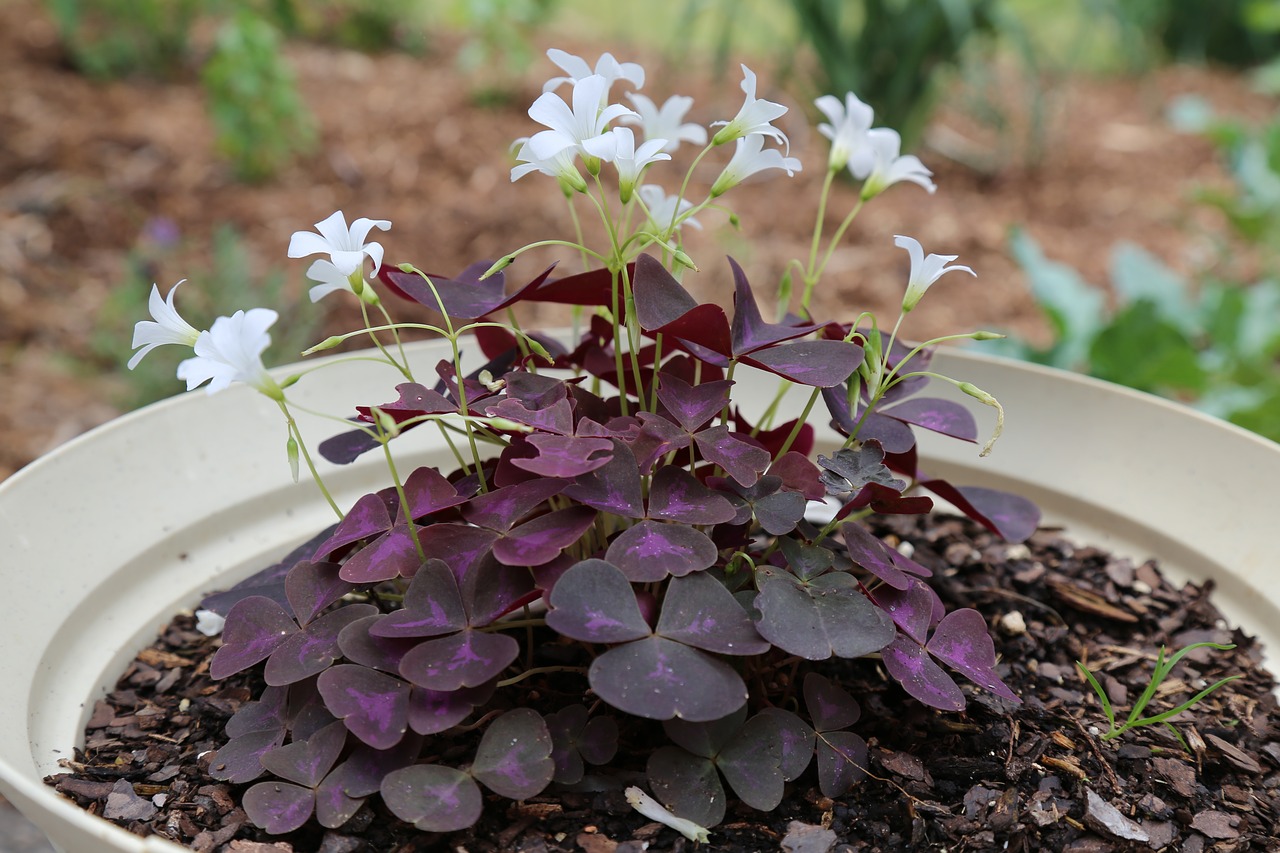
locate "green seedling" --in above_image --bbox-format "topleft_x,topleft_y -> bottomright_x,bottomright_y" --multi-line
1076,642 -> 1242,751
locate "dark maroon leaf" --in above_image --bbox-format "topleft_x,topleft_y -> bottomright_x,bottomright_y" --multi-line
207,728 -> 285,783
471,708 -> 554,799
755,707 -> 815,781
289,700 -> 338,741
546,559 -> 651,643
647,466 -> 738,524
840,522 -> 912,590
728,256 -> 821,355
462,553 -> 538,627
486,395 -> 575,435
920,482 -> 1041,544
926,608 -> 1020,702
656,573 -> 770,656
408,681 -> 494,736
316,664 -> 411,749
752,490 -> 807,535
880,632 -> 965,712
323,738 -> 422,799
693,426 -> 771,488
381,765 -> 484,832
817,442 -> 905,498
716,712 -> 786,811
265,603 -> 378,686
803,673 -> 861,732
370,560 -> 467,638
632,253 -> 732,357
815,730 -> 868,797
646,745 -> 725,828
317,426 -> 380,466
562,439 -> 645,518
821,387 -> 916,452
381,262 -> 555,320
285,561 -> 355,627
881,397 -> 978,443
260,720 -> 347,788
842,482 -> 934,516
397,628 -> 520,692
589,636 -> 747,722
416,524 -> 500,583
752,569 -> 895,661
605,520 -> 718,582
776,537 -> 834,582
741,339 -> 862,387
337,614 -> 419,673
210,596 -> 300,680
356,382 -> 456,424
546,705 -> 619,784
314,493 -> 393,560
875,577 -> 937,644
526,265 -> 619,308
314,772 -> 364,830
225,685 -> 289,739
662,706 -> 746,759
632,413 -> 692,473
243,781 -> 314,834
493,505 -> 597,567
399,466 -> 471,520
769,452 -> 826,500
339,524 -> 424,584
656,372 -> 732,433
510,434 -> 614,478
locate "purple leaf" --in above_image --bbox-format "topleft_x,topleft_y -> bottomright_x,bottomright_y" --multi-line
207,728 -> 284,783
201,526 -> 334,615
817,443 -> 905,498
754,707 -> 815,781
546,559 -> 651,643
656,372 -> 732,433
880,632 -> 965,712
397,628 -> 520,692
741,339 -> 862,388
416,524 -> 500,584
647,466 -> 738,525
663,707 -> 745,759
462,553 -> 538,627
589,636 -> 747,722
337,614 -> 419,673
510,434 -> 615,478
632,254 -> 733,357
381,765 -> 483,832
313,771 -> 364,830
821,388 -> 916,452
210,596 -> 299,680
323,738 -> 422,799
316,664 -> 411,749
399,466 -> 471,521
875,578 -> 938,644
840,522 -> 912,590
408,681 -> 494,736
646,745 -> 725,828
493,505 -> 597,567
656,573 -> 770,656
370,560 -> 467,638
471,708 -> 555,799
776,537 -> 834,582
225,685 -> 288,739
715,712 -> 786,811
693,426 -> 771,488
546,706 -> 618,784
632,413 -> 692,473
881,397 -> 978,443
285,561 -> 355,627
314,493 -> 393,560
381,262 -> 555,320
338,524 -> 424,584
751,490 -> 807,536
260,720 -> 347,787
803,673 -> 861,732
768,452 -> 826,501
815,730 -> 868,798
264,603 -> 378,686
562,439 -> 645,518
752,570 -> 895,661
605,520 -> 718,582
728,256 -> 821,355
926,608 -> 1020,702
243,781 -> 314,834
920,482 -> 1041,544
318,426 -> 380,465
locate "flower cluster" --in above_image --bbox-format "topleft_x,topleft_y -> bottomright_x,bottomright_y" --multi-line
131,50 -> 1034,842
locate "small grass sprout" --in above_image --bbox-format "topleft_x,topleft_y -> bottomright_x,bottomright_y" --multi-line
1076,642 -> 1243,751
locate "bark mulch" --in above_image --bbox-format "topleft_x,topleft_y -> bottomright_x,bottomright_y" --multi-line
47,515 -> 1280,852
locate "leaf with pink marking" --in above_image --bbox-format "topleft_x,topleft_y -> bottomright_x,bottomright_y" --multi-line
605,520 -> 717,582
381,765 -> 483,832
285,561 -> 355,626
728,256 -> 822,355
546,559 -> 651,643
210,596 -> 299,680
493,505 -> 597,567
881,397 -> 978,443
920,481 -> 1041,544
875,577 -> 937,644
562,439 -> 645,518
260,720 -> 347,788
243,781 -> 314,834
397,628 -> 519,692
802,673 -> 860,732
693,426 -> 772,488
656,573 -> 769,656
316,664 -> 411,749
370,560 -> 467,638
339,524 -> 424,583
647,466 -> 737,525
471,708 -> 554,799
207,728 -> 284,783
399,466 -> 472,520
840,522 -> 913,590
337,614 -> 419,673
926,608 -> 1019,702
509,434 -> 615,478
416,524 -> 499,584
880,632 -> 964,712
314,492 -> 394,560
815,730 -> 868,798
741,339 -> 862,387
264,603 -> 377,686
408,680 -> 495,736
656,372 -> 732,433
589,637 -> 748,722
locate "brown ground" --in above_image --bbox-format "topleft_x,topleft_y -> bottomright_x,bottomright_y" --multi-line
2,2 -> 1277,483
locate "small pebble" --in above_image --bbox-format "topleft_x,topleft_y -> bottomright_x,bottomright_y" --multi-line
999,611 -> 1027,635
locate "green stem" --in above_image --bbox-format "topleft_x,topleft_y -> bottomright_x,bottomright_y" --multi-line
278,400 -> 342,519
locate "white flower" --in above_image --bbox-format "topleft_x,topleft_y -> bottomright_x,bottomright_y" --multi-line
710,134 -> 802,197
287,211 -> 391,278
527,75 -> 638,164
815,92 -> 874,174
859,128 -> 935,199
624,787 -> 710,844
638,185 -> 701,234
895,235 -> 975,313
304,259 -> 359,303
542,48 -> 645,96
194,609 -> 225,637
710,64 -> 788,148
598,127 -> 670,202
128,280 -> 201,369
622,93 -> 707,153
510,138 -> 588,194
176,308 -> 281,397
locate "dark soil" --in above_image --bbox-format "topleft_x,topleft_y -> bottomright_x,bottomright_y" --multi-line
47,514 -> 1280,852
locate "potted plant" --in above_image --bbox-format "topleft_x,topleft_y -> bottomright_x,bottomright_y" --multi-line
2,50 -> 1278,853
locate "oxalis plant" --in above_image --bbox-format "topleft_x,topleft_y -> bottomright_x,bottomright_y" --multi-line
128,50 -> 1042,842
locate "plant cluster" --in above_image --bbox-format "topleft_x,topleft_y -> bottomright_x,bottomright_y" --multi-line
130,51 -> 1038,839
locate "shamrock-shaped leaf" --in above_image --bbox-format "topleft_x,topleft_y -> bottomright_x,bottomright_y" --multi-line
563,439 -> 646,518
803,672 -> 861,732
492,505 -> 598,567
243,781 -> 315,835
919,481 -> 1041,544
754,707 -> 815,781
926,608 -> 1019,702
605,520 -> 718,582
752,568 -> 895,661
338,524 -> 424,584
381,765 -> 483,832
880,632 -> 965,712
647,466 -> 737,525
369,560 -> 467,638
692,426 -> 771,488
776,537 -> 834,582
545,559 -> 651,643
647,745 -> 725,828
840,522 -> 916,590
408,680 -> 495,736
316,664 -> 411,749
462,479 -> 565,533
313,492 -> 394,560
264,603 -> 378,686
655,573 -> 769,656
471,708 -> 554,800
656,372 -> 733,433
337,614 -> 419,673
260,720 -> 348,788
880,397 -> 978,443
285,561 -> 355,627
207,728 -> 284,783
875,577 -> 939,644
817,442 -> 905,498
225,685 -> 288,739
546,705 -> 619,785
589,636 -> 747,722
740,340 -> 862,388
816,730 -> 869,799
510,434 -> 615,478
210,596 -> 299,680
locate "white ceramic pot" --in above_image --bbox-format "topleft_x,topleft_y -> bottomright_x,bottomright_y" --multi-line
2,342 -> 1278,852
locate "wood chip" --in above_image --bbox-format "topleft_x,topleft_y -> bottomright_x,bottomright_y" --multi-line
1045,577 -> 1139,622
1206,734 -> 1263,774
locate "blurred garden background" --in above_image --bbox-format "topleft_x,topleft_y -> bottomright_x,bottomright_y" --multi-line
4,0 -> 1280,848
3,0 -> 1280,485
